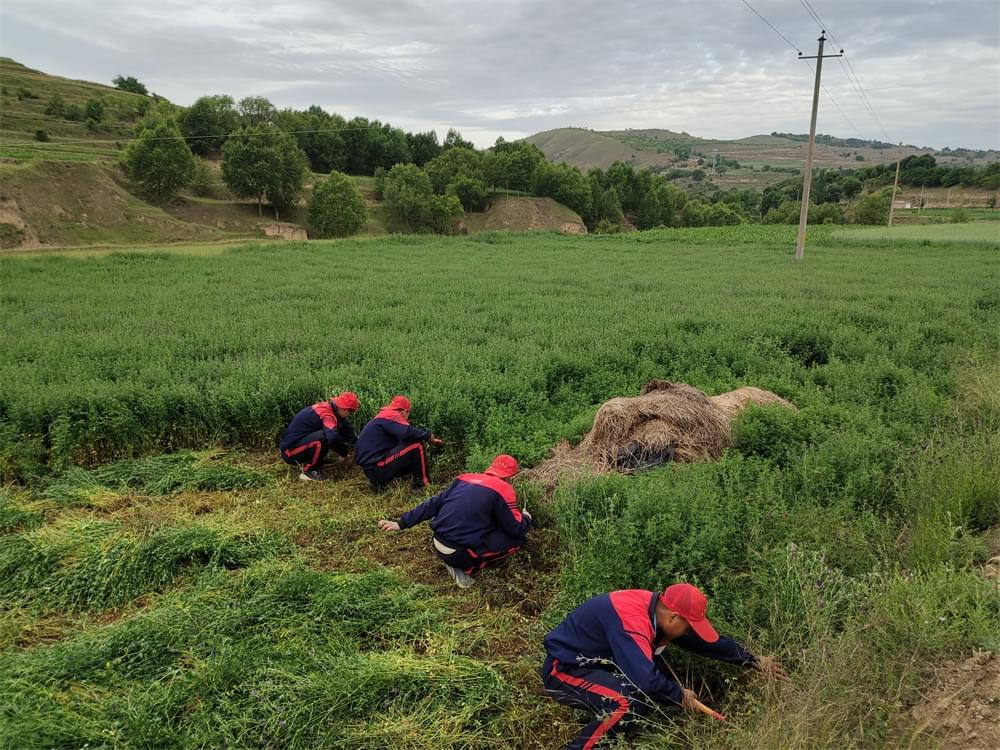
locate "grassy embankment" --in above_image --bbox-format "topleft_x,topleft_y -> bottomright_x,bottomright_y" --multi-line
1,224 -> 998,748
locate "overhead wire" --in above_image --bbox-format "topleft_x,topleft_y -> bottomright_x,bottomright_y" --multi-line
797,0 -> 895,143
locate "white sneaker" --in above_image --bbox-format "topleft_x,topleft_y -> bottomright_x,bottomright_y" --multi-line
298,468 -> 324,482
443,563 -> 475,588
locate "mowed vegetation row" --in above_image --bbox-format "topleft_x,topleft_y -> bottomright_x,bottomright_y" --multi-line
2,226 -> 999,748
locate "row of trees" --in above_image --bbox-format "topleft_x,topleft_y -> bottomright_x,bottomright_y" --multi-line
177,94 -> 475,175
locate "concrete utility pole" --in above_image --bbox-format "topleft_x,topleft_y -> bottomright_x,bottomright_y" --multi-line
795,32 -> 843,260
887,143 -> 902,227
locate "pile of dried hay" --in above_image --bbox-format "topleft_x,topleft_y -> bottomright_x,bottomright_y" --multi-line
527,380 -> 795,488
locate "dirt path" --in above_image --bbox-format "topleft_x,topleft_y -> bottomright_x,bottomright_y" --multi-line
892,650 -> 999,749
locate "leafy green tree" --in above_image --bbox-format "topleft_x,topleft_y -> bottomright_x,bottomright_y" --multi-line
277,106 -> 347,173
655,182 -> 688,227
84,98 -> 105,122
222,125 -> 308,218
636,191 -> 661,229
531,162 -> 592,219
113,75 -> 148,95
487,139 -> 544,192
849,189 -> 892,225
384,163 -> 463,233
123,115 -> 196,201
43,94 -> 65,117
238,96 -> 277,127
309,171 -> 368,238
181,95 -> 239,156
406,130 -> 441,166
373,167 -> 387,201
707,202 -> 743,225
446,175 -> 488,211
189,158 -> 215,197
442,128 -> 475,150
425,147 -> 483,193
596,187 -> 624,227
680,199 -> 710,227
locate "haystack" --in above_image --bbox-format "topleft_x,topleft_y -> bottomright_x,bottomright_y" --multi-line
527,380 -> 795,487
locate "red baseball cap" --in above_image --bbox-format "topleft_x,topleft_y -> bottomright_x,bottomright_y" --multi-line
332,391 -> 360,411
388,395 -> 411,411
485,454 -> 519,479
660,583 -> 719,643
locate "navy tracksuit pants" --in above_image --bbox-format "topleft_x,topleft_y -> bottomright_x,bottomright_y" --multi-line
361,441 -> 429,490
434,528 -> 526,575
541,656 -> 653,750
280,429 -> 329,472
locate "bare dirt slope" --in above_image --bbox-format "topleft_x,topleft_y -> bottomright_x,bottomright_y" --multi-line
0,160 -> 233,248
462,196 -> 587,234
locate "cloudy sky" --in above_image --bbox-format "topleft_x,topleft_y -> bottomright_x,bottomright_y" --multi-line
4,0 -> 998,149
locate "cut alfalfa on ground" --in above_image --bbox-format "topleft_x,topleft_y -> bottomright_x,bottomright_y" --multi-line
527,380 -> 795,487
41,450 -> 271,506
0,562 -> 516,750
0,517 -> 289,612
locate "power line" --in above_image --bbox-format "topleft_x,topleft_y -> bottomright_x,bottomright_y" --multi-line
795,0 -> 894,143
802,60 -> 865,140
740,0 -> 802,54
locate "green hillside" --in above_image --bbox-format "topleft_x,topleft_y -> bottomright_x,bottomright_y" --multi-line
0,57 -> 151,162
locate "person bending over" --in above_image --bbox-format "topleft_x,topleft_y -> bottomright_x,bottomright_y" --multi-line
355,395 -> 443,491
541,583 -> 786,749
377,454 -> 529,588
279,391 -> 360,481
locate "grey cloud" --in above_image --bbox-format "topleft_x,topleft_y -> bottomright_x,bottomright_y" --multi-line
2,0 -> 997,148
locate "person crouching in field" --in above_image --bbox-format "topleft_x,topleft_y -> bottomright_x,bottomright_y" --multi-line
279,391 -> 360,481
377,454 -> 530,588
355,395 -> 444,491
542,583 -> 787,749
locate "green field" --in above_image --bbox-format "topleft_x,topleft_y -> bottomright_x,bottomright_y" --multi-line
2,225 -> 998,748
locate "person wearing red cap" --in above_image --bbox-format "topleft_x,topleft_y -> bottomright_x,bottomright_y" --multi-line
377,455 -> 530,588
354,395 -> 444,492
541,583 -> 786,749
279,391 -> 360,481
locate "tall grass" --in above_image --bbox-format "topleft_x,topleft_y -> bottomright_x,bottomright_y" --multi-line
2,226 -> 997,479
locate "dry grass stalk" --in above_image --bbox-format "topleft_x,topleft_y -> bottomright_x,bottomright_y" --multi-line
527,381 -> 795,488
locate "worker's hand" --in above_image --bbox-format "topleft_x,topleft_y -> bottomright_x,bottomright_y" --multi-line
756,655 -> 789,680
680,688 -> 700,712
429,435 -> 445,447
522,509 -> 532,521
378,520 -> 400,532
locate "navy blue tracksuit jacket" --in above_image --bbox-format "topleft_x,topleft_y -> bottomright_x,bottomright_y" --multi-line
398,472 -> 531,552
280,402 -> 354,456
354,417 -> 431,467
542,590 -> 755,749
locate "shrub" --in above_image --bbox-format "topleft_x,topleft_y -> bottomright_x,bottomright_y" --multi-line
446,175 -> 488,211
34,129 -> 49,142
850,189 -> 892,225
188,158 -> 215,197
308,171 -> 368,238
950,208 -> 970,223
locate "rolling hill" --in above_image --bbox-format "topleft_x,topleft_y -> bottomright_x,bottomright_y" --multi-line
526,127 -> 998,189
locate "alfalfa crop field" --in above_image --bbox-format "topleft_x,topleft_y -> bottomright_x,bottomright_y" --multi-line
1,224 -> 998,749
